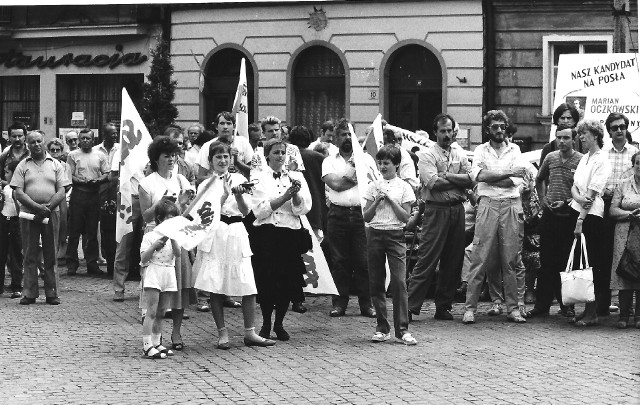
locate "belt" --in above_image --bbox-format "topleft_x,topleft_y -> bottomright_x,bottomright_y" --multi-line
221,214 -> 243,224
330,203 -> 361,211
425,200 -> 463,207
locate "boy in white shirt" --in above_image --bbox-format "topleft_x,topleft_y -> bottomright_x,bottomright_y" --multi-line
363,146 -> 417,345
0,160 -> 22,298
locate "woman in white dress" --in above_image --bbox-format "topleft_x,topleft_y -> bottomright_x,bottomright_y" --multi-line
193,141 -> 276,349
138,136 -> 195,350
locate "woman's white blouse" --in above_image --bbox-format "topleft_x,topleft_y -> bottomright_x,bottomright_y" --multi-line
251,167 -> 312,229
569,149 -> 612,218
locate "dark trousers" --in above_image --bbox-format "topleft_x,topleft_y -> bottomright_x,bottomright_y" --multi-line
407,203 -> 465,313
326,205 -> 370,310
535,209 -> 576,312
581,213 -> 608,306
0,215 -> 22,292
367,228 -> 409,338
66,188 -> 100,271
100,213 -> 116,274
21,212 -> 59,299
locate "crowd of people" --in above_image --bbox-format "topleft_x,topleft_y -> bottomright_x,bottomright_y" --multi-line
1,104 -> 639,359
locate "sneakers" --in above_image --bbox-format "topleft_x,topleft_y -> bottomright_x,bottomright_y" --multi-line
395,332 -> 417,345
462,311 -> 475,324
506,310 -> 527,323
371,331 -> 391,343
519,305 -> 527,319
487,302 -> 503,316
10,291 -> 22,299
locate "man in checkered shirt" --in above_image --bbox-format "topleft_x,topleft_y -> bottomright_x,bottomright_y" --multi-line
599,113 -> 639,315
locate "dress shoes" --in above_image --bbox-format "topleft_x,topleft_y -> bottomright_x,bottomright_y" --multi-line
46,297 -> 61,305
291,302 -> 307,313
20,297 -> 36,305
273,325 -> 290,341
244,337 -> 276,347
329,307 -> 345,317
360,308 -> 377,318
433,308 -> 454,320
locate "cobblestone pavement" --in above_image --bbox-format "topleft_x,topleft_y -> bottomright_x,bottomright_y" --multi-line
1,264 -> 639,405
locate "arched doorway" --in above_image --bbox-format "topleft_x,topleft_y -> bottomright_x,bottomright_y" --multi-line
292,45 -> 345,137
203,48 -> 255,130
386,44 -> 442,133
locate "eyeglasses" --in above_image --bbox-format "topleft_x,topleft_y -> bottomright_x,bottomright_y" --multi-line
489,124 -> 506,131
67,139 -> 78,143
49,148 -> 61,152
610,124 -> 627,132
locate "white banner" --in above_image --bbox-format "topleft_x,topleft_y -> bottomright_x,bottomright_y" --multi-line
300,215 -> 338,295
116,88 -> 153,243
232,58 -> 249,138
551,53 -> 640,142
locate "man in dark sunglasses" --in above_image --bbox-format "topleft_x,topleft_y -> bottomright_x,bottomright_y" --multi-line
599,113 -> 639,316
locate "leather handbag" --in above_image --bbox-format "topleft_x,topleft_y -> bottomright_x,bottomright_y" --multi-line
560,234 -> 595,305
616,221 -> 640,282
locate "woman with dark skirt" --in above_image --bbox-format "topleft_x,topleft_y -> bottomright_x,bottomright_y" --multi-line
249,138 -> 312,341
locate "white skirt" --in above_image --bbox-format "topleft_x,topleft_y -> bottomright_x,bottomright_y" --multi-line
193,222 -> 257,296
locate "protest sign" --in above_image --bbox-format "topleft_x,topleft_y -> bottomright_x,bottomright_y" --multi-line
551,53 -> 640,142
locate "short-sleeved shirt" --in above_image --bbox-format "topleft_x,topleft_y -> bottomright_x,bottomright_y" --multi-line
10,154 -> 71,214
93,142 -> 120,168
604,142 -> 638,195
537,150 -> 583,205
418,143 -> 471,203
67,148 -> 110,192
363,176 -> 415,230
322,151 -> 378,207
471,142 -> 526,198
197,136 -> 254,171
0,146 -> 29,182
140,230 -> 175,267
569,150 -> 612,218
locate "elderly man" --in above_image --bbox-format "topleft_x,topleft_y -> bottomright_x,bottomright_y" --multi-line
600,113 -> 639,315
12,131 -> 70,305
322,118 -> 376,318
197,112 -> 253,181
462,110 -> 529,324
65,131 -> 79,153
407,114 -> 471,321
184,123 -> 205,167
66,128 -> 110,276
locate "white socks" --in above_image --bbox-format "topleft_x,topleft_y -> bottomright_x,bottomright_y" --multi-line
143,335 -> 153,351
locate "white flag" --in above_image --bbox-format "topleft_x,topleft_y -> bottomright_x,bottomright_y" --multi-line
116,88 -> 152,243
232,58 -> 249,138
300,215 -> 338,295
364,113 -> 385,158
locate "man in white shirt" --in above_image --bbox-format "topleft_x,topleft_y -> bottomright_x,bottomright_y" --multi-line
250,116 -> 305,176
322,118 -> 376,318
462,110 -> 529,325
196,111 -> 253,181
309,120 -> 339,156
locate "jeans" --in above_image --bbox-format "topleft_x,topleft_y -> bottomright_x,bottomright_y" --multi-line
21,211 -> 60,299
465,197 -> 523,313
0,215 -> 22,292
326,205 -> 370,310
66,188 -> 100,271
367,228 -> 409,338
407,203 -> 465,313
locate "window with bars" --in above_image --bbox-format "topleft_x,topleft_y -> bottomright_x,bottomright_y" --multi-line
56,74 -> 143,138
293,46 -> 346,137
0,75 -> 39,132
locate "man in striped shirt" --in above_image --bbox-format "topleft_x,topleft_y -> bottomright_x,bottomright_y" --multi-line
599,113 -> 639,315
462,110 -> 529,325
526,128 -> 583,318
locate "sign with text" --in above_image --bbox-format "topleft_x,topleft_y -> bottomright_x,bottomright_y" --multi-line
551,53 -> 640,142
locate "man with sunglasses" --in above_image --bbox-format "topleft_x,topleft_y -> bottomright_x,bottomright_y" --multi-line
462,110 -> 529,325
599,113 -> 639,316
65,131 -> 79,153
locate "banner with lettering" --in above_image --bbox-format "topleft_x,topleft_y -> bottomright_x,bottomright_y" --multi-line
154,177 -> 222,250
231,58 -> 249,138
551,53 -> 640,142
300,215 -> 338,295
116,88 -> 153,243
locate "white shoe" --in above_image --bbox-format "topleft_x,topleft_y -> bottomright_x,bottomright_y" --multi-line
395,332 -> 417,345
487,303 -> 503,316
371,331 -> 391,342
462,311 -> 475,324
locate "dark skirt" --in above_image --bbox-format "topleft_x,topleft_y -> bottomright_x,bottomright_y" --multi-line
249,222 -> 306,303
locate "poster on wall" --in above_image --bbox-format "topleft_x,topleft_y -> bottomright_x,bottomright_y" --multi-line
551,53 -> 640,143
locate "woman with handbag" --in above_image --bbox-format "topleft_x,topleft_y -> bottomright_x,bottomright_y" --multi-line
608,151 -> 640,329
249,138 -> 312,341
569,119 -> 612,326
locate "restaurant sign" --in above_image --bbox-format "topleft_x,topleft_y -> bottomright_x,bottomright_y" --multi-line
0,45 -> 147,70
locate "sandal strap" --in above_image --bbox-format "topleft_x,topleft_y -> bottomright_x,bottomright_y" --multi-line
155,345 -> 174,356
143,346 -> 166,359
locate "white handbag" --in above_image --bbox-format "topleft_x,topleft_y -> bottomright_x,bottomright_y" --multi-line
560,234 -> 595,305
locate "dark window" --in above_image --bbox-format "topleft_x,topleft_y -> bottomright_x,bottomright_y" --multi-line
204,48 -> 255,130
0,75 -> 39,132
387,45 -> 442,132
56,74 -> 143,139
293,46 -> 345,137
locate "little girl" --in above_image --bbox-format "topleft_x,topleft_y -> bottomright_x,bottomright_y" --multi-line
140,201 -> 181,359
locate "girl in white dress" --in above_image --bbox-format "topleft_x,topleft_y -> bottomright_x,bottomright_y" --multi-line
193,141 -> 275,349
140,201 -> 180,359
